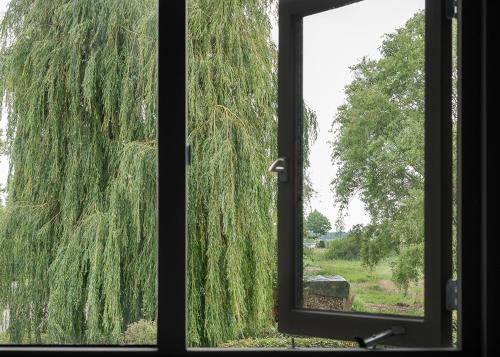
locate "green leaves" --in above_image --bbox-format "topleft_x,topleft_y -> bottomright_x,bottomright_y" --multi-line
187,0 -> 277,347
304,210 -> 332,238
331,11 -> 459,294
331,12 -> 427,289
0,0 -> 158,344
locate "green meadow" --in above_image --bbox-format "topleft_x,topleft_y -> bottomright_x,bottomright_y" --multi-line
304,248 -> 424,317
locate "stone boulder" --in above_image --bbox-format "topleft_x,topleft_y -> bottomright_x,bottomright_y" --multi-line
303,275 -> 350,311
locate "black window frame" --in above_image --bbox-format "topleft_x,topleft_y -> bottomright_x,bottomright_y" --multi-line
180,0 -> 493,354
0,0 -> 493,355
277,0 -> 452,348
173,0 -> 489,354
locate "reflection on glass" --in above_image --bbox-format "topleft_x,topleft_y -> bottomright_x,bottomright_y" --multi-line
301,0 -> 425,317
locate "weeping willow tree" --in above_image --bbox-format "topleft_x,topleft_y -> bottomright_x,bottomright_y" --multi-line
187,0 -> 278,347
0,0 -> 158,344
187,0 -> 320,346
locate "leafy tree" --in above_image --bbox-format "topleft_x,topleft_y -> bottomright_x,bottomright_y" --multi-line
187,0 -> 278,347
304,210 -> 332,239
0,0 -> 158,344
331,11 -> 456,290
0,0 -> 321,347
331,11 -> 425,288
187,0 -> 316,347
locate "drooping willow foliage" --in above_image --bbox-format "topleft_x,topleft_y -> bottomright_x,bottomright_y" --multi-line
187,0 -> 278,347
188,0 -> 320,346
0,0 -> 158,344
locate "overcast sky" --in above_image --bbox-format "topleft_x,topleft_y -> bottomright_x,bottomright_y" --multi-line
271,0 -> 425,231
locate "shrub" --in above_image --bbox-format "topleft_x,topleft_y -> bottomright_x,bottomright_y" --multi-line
217,323 -> 356,348
325,234 -> 362,260
121,320 -> 157,345
318,240 -> 326,248
218,336 -> 355,348
324,224 -> 375,261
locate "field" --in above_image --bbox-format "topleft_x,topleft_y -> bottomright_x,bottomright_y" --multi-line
304,248 -> 424,316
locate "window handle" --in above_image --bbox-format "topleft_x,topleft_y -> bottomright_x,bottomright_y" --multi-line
355,326 -> 405,349
269,157 -> 288,182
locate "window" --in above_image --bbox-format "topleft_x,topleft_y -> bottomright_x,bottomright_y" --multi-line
173,0 -> 489,354
177,0 -> 492,353
275,0 -> 453,347
1,0 -> 490,354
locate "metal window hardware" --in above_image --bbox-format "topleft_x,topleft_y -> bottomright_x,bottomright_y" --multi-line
446,0 -> 457,19
269,157 -> 288,182
446,279 -> 458,311
355,326 -> 405,349
186,144 -> 191,166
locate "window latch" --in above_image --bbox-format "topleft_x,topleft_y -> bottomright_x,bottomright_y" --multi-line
446,279 -> 458,311
446,0 -> 457,19
269,157 -> 288,182
354,326 -> 405,349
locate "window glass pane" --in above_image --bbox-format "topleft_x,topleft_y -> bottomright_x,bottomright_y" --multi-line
0,0 -> 158,344
301,0 -> 426,317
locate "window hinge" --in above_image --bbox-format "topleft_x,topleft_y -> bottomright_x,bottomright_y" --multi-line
186,144 -> 191,166
446,279 -> 458,311
446,0 -> 457,19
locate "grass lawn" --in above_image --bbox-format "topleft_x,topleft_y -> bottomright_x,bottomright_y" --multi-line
304,248 -> 424,316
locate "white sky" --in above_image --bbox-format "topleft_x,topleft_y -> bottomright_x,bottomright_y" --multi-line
271,0 -> 425,231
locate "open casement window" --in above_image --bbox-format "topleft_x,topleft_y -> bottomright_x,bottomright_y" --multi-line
275,0 -> 454,348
